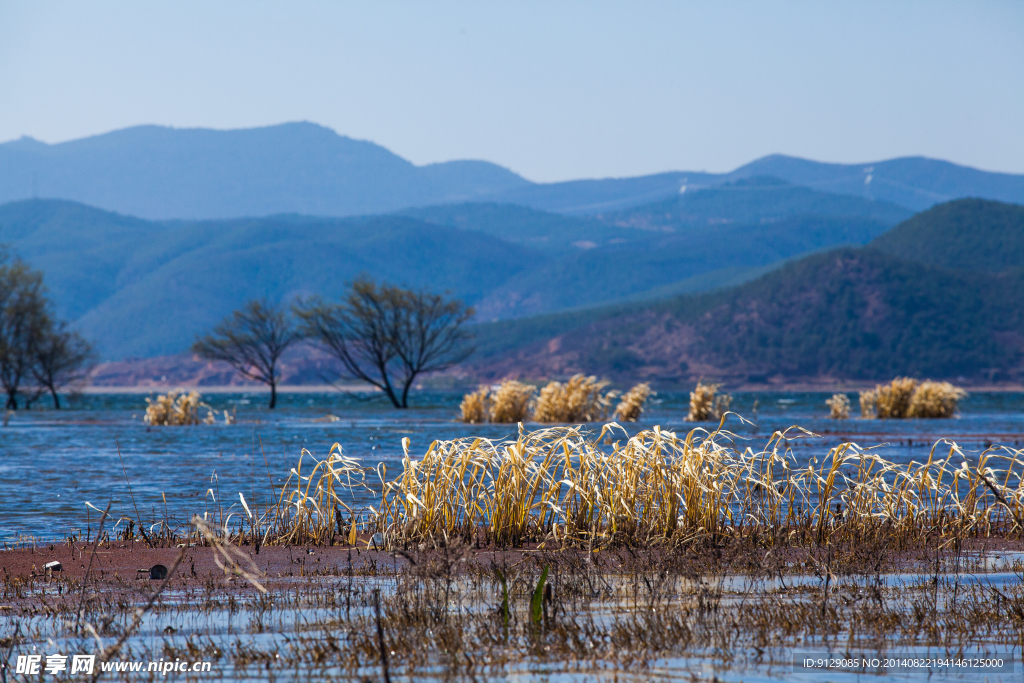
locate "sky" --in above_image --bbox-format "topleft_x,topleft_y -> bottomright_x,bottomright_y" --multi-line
0,1 -> 1021,182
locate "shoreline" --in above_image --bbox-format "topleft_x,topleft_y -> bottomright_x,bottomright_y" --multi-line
78,383 -> 1024,394
79,384 -> 382,394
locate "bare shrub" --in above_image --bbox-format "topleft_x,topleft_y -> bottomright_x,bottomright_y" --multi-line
296,278 -> 474,409
192,299 -> 298,409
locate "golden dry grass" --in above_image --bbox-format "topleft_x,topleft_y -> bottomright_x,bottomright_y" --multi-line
826,393 -> 850,419
907,381 -> 968,418
533,374 -> 614,423
686,381 -> 731,422
874,377 -> 918,418
143,390 -> 215,426
269,443 -> 369,546
458,380 -> 536,423
859,389 -> 878,418
490,379 -> 536,423
352,421 -> 1024,550
860,378 -> 966,419
459,386 -> 490,424
614,382 -> 653,422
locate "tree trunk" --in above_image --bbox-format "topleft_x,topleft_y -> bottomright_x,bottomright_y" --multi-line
269,381 -> 277,409
50,388 -> 61,409
378,373 -> 402,408
384,386 -> 402,408
400,376 -> 416,408
6,391 -> 17,410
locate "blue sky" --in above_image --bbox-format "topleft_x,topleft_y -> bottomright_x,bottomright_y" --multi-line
1,1 -> 1021,181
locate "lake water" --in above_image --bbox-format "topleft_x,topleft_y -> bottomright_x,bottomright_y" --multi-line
2,390 -> 1022,542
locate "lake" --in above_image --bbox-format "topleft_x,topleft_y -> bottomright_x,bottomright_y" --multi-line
2,390 -> 1022,543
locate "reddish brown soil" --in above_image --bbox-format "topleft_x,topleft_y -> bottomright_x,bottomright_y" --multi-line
0,542 -> 397,586
3,534 -> 1022,607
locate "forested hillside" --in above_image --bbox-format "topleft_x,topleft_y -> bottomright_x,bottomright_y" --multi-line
464,199 -> 1024,384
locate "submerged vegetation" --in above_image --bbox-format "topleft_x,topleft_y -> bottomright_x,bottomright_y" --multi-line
362,422 -> 1024,551
860,377 -> 967,419
5,533 -> 1023,681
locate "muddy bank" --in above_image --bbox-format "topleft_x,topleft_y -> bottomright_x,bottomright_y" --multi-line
3,534 -> 1023,607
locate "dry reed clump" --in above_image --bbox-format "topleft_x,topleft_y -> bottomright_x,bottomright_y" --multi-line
874,377 -> 918,418
144,390 -> 215,426
907,381 -> 968,418
532,374 -> 614,423
489,379 -> 535,423
359,422 -> 1024,550
859,390 -> 877,418
826,393 -> 850,419
458,380 -> 536,423
268,443 -> 370,546
459,386 -> 490,424
860,378 -> 967,419
686,381 -> 731,421
614,382 -> 653,422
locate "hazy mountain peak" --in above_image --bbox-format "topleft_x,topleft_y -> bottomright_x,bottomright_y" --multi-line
0,122 -> 527,219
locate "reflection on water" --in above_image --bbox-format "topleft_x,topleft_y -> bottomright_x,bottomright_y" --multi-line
2,390 -> 1022,541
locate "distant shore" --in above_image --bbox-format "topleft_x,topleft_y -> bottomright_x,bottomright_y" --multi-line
78,381 -> 1024,394
80,384 -> 381,394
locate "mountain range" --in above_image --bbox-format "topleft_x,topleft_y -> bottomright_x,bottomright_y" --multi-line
3,122 -> 1024,220
85,198 -> 1024,388
0,122 -> 1021,385
0,175 -> 911,359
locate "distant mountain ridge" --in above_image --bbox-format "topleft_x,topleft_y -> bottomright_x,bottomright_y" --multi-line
0,123 -> 530,220
2,122 -> 1023,219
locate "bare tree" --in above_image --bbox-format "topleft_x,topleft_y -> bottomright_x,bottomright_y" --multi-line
32,321 -> 97,408
295,278 -> 474,408
192,299 -> 298,408
0,254 -> 48,409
